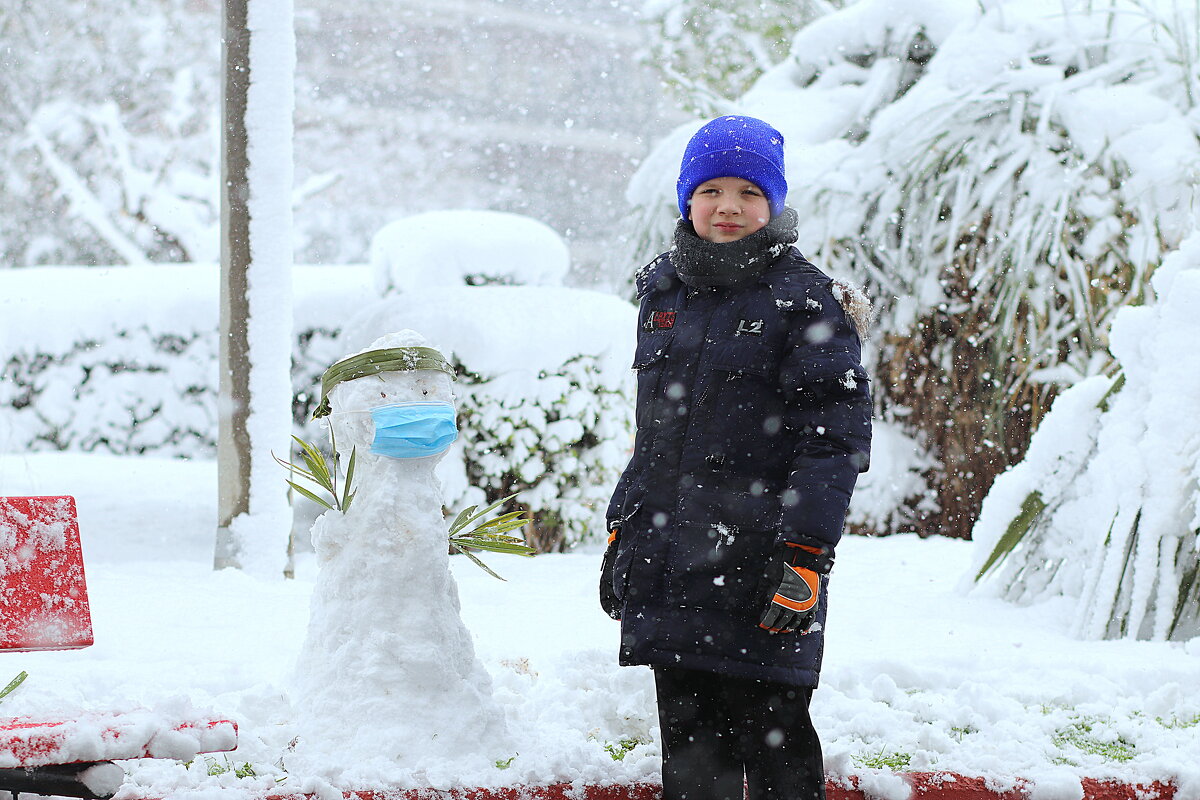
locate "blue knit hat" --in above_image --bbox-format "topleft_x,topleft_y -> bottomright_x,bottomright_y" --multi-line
677,115 -> 788,219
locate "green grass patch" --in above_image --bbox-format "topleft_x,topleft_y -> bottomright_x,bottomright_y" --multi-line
852,749 -> 912,771
1051,717 -> 1135,763
201,757 -> 258,779
1156,713 -> 1200,730
949,725 -> 976,742
603,736 -> 647,762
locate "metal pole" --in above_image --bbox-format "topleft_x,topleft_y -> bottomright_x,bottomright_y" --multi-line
216,0 -> 252,569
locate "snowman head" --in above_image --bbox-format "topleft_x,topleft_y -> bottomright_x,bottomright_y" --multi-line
315,330 -> 458,464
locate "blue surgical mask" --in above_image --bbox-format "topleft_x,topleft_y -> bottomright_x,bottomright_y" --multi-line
368,402 -> 458,459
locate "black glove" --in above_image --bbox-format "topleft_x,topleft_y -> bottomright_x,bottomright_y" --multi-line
758,541 -> 833,634
599,528 -> 622,620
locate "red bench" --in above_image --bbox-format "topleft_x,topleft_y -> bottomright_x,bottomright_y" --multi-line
0,496 -> 238,799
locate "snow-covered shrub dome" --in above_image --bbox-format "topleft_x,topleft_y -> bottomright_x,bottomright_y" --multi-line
369,210 -> 570,295
969,232 -> 1200,642
339,286 -> 636,551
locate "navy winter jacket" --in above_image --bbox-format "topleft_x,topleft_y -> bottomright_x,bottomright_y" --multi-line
605,247 -> 872,686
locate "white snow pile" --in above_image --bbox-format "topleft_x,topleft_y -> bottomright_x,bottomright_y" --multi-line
968,231 -> 1200,642
370,210 -> 570,295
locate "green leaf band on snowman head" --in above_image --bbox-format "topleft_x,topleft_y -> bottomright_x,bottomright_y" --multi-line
312,346 -> 456,419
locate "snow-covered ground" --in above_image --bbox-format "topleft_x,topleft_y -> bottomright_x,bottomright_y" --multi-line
2,452 -> 1198,800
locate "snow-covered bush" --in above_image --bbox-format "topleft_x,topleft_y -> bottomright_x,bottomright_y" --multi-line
1,326 -> 218,457
0,267 -> 223,456
370,210 -> 569,295
969,232 -> 1200,641
630,0 -> 1200,538
455,354 -> 631,552
337,285 -> 636,552
0,264 -> 635,552
0,266 -> 368,459
847,419 -> 939,536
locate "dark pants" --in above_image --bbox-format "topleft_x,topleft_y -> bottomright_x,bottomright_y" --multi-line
653,666 -> 825,800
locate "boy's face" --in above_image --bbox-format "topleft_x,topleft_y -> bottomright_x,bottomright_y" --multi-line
688,177 -> 771,243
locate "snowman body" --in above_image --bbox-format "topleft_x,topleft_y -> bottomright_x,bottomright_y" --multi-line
290,332 -> 505,782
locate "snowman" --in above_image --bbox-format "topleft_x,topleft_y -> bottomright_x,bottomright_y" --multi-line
289,330 -> 507,785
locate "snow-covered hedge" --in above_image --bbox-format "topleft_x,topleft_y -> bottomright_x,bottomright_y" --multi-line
369,210 -> 570,295
0,264 -> 635,550
0,267 -> 227,457
335,286 -> 636,551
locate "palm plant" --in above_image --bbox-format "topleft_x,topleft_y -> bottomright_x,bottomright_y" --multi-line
0,671 -> 27,703
970,233 -> 1200,641
628,0 -> 1200,539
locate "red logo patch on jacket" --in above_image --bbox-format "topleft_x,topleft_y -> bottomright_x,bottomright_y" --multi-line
648,311 -> 676,330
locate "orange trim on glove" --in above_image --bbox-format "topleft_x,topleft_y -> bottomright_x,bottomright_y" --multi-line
771,564 -> 819,612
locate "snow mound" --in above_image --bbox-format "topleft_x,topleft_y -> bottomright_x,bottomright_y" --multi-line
370,210 -> 570,295
342,285 -> 634,383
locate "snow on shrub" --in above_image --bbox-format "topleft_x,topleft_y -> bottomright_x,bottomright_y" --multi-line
0,267 -> 223,456
0,265 -> 371,459
0,263 -> 635,552
848,419 -> 938,536
370,210 -> 570,295
337,285 -> 636,552
969,232 -> 1200,641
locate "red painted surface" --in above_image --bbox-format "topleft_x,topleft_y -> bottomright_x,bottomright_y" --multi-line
264,786 -> 663,800
0,715 -> 239,768
257,775 -> 1178,800
0,495 -> 93,651
828,774 -> 1177,800
1,501 -> 239,770
1080,778 -> 1176,800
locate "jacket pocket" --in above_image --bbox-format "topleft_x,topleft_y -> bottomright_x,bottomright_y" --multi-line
632,331 -> 672,429
706,338 -> 773,378
632,330 -> 673,369
666,522 -> 773,611
675,478 -> 783,531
